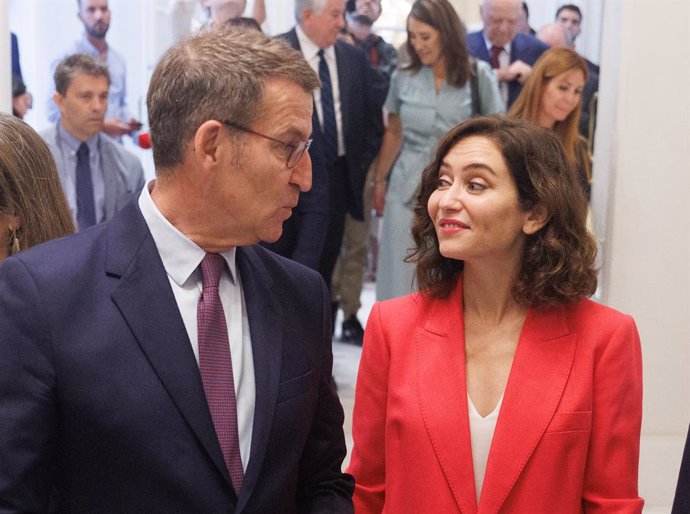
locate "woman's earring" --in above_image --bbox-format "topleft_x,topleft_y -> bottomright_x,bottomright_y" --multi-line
9,228 -> 20,255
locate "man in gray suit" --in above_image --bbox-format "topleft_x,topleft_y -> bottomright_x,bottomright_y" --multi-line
42,53 -> 144,230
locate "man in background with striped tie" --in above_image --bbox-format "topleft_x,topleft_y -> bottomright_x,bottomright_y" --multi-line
268,0 -> 383,311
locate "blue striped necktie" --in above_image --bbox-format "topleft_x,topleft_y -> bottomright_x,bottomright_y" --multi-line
318,49 -> 338,165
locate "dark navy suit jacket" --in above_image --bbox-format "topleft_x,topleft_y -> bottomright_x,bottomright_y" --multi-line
10,33 -> 22,80
267,29 -> 380,269
466,31 -> 548,107
0,201 -> 353,513
672,424 -> 690,513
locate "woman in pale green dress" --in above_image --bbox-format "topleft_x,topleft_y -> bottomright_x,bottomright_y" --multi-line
373,0 -> 503,301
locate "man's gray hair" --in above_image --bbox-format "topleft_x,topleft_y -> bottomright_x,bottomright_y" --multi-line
147,26 -> 320,170
54,53 -> 110,96
294,0 -> 328,22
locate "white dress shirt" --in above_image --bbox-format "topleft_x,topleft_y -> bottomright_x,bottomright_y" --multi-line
138,181 -> 255,471
295,25 -> 346,157
482,33 -> 512,108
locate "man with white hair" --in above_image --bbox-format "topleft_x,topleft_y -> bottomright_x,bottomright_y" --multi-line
467,0 -> 548,108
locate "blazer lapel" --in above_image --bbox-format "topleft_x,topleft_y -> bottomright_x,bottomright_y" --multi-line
107,203 -> 233,487
478,304 -> 576,513
415,282 -> 478,514
234,247 -> 283,512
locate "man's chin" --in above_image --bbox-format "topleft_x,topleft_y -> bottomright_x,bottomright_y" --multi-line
86,28 -> 108,39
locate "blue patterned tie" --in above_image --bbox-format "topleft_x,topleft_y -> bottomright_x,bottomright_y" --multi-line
75,142 -> 96,229
318,49 -> 338,165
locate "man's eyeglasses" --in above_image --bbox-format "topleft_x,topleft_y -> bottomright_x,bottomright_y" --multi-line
221,121 -> 312,169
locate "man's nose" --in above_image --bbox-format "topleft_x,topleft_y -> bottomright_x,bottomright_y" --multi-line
291,151 -> 312,193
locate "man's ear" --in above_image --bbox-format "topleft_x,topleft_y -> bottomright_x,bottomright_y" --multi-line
523,203 -> 550,235
53,91 -> 65,113
192,120 -> 224,167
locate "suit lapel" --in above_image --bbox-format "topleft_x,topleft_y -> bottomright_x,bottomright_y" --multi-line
107,203 -> 233,488
478,304 -> 575,513
98,135 -> 119,220
415,282 -> 478,514
235,247 -> 283,512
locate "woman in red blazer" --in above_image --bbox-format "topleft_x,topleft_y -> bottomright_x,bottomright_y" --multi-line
348,116 -> 643,513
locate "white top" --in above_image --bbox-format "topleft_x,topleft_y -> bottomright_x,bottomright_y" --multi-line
138,181 -> 255,471
468,393 -> 503,503
295,24 -> 345,157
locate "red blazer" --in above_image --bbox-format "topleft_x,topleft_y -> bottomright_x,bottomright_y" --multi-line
348,279 -> 643,513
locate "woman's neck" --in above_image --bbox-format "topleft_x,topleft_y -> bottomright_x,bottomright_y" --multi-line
462,260 -> 526,324
536,111 -> 555,129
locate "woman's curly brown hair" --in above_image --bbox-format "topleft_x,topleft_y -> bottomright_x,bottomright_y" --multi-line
408,115 -> 597,307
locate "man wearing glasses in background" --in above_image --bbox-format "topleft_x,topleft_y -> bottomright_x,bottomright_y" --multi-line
0,27 -> 354,513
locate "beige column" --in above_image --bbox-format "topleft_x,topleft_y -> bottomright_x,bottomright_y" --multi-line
592,0 -> 690,511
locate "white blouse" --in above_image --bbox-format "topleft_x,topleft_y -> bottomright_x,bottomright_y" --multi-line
468,393 -> 503,503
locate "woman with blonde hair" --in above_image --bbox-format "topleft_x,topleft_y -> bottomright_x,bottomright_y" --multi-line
509,47 -> 591,197
0,113 -> 74,263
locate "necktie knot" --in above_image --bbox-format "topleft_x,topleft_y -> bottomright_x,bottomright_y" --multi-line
77,142 -> 89,159
200,253 -> 225,291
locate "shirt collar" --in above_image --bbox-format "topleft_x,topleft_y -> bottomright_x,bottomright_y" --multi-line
57,121 -> 99,154
296,24 -> 335,61
481,32 -> 512,54
138,180 -> 237,287
79,33 -> 109,56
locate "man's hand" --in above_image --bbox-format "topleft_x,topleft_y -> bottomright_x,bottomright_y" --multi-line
102,117 -> 133,137
496,60 -> 533,84
102,117 -> 142,137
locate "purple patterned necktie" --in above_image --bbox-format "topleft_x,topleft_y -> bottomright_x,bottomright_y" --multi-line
489,45 -> 503,69
197,253 -> 243,494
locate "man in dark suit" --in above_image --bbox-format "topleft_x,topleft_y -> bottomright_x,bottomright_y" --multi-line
266,0 -> 380,295
0,27 -> 353,513
467,0 -> 548,108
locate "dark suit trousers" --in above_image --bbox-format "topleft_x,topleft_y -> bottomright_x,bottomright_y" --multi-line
319,157 -> 350,292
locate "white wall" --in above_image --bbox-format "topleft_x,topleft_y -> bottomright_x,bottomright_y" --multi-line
592,0 -> 690,510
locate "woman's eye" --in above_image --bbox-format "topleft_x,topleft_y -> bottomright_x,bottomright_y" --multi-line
467,181 -> 486,192
435,178 -> 450,189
